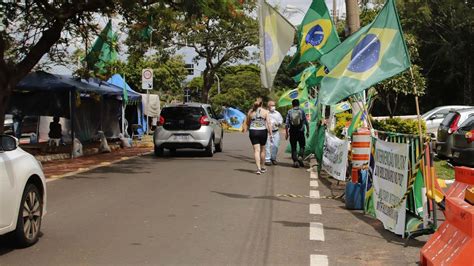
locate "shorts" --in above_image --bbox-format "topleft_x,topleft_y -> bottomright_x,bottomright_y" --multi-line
249,129 -> 268,146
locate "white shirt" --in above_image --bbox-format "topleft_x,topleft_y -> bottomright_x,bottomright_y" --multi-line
268,110 -> 283,132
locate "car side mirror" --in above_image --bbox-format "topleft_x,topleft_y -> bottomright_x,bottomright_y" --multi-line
0,135 -> 18,151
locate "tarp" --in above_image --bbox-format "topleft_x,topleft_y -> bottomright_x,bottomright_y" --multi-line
107,74 -> 142,103
141,94 -> 160,117
223,107 -> 246,131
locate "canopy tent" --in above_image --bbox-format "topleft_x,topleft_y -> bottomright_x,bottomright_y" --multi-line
107,74 -> 147,136
8,71 -> 133,144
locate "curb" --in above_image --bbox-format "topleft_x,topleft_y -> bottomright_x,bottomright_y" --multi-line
46,150 -> 153,183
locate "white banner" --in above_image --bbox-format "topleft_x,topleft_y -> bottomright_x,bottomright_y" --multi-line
373,139 -> 409,236
322,131 -> 348,181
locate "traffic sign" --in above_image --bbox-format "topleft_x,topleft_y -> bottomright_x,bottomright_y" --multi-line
142,68 -> 153,90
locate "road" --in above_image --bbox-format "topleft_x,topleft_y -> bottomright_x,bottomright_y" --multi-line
0,133 -> 426,265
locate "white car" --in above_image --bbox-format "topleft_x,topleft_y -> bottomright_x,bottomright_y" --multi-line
422,105 -> 473,137
0,134 -> 47,247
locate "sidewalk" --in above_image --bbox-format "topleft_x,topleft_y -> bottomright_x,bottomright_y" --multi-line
42,145 -> 153,179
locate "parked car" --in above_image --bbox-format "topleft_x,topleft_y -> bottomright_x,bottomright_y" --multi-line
153,103 -> 224,157
422,105 -> 473,137
3,115 -> 39,137
436,108 -> 474,159
0,134 -> 47,247
451,115 -> 474,167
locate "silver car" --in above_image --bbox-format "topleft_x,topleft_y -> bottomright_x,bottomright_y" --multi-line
153,103 -> 223,157
436,108 -> 474,159
422,105 -> 473,137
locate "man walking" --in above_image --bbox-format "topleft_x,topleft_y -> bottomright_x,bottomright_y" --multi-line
265,100 -> 283,166
285,99 -> 310,168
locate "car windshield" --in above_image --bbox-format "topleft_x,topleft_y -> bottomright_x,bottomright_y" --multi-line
161,106 -> 204,120
459,116 -> 474,131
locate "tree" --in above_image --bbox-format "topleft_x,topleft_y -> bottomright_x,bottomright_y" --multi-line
170,2 -> 258,103
208,64 -> 268,112
0,1 -> 242,133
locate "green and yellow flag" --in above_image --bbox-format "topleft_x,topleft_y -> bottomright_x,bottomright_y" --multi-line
278,87 -> 309,107
293,64 -> 329,89
319,0 -> 411,105
84,20 -> 118,75
289,0 -> 340,67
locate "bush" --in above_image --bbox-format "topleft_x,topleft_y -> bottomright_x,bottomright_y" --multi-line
371,117 -> 426,135
334,112 -> 352,138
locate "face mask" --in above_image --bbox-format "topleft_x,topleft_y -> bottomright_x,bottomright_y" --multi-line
270,106 -> 276,112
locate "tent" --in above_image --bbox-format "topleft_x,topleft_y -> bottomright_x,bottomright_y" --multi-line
8,71 -> 137,144
107,74 -> 147,135
222,107 -> 246,131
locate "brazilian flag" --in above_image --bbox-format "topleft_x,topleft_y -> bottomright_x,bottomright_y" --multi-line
293,64 -> 330,89
84,20 -> 118,75
278,87 -> 309,107
289,0 -> 340,67
319,0 -> 411,105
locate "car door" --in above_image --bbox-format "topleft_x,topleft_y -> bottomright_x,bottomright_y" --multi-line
426,111 -> 449,135
206,107 -> 221,143
0,150 -> 18,229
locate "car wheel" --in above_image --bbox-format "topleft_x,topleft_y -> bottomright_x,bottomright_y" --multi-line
154,146 -> 164,157
205,138 -> 215,157
215,136 -> 223,152
12,183 -> 42,248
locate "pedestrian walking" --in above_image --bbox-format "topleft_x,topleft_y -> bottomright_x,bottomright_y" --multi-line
285,99 -> 310,168
243,99 -> 273,175
265,100 -> 283,166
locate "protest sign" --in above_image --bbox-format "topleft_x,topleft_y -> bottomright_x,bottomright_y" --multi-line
373,139 -> 409,236
322,131 -> 348,181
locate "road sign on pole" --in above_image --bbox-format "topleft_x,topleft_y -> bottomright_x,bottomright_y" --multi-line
142,68 -> 153,90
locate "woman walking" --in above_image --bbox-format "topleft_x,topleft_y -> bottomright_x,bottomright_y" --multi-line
243,99 -> 273,175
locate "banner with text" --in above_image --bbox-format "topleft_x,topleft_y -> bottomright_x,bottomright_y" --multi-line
373,139 -> 409,236
322,131 -> 348,181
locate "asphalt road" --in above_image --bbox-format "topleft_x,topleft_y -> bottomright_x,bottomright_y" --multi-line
0,132 -> 426,265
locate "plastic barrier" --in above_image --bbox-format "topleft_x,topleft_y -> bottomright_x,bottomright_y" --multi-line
351,128 -> 371,183
420,166 -> 474,265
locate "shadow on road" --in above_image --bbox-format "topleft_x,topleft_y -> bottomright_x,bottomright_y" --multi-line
0,231 -> 44,255
234,168 -> 256,174
341,207 -> 427,248
273,221 -> 310,227
211,191 -> 292,202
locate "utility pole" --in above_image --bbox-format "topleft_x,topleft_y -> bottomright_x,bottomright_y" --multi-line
333,0 -> 337,24
345,0 -> 360,34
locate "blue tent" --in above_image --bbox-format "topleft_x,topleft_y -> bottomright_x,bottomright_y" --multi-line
107,74 -> 147,135
223,107 -> 246,131
106,74 -> 142,103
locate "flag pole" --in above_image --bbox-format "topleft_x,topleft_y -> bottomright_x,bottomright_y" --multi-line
410,66 -> 437,226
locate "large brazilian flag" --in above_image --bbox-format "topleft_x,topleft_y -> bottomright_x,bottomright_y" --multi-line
319,0 -> 411,105
289,0 -> 340,67
277,87 -> 309,107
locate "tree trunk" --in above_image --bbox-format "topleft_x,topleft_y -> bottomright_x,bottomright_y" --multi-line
201,71 -> 215,103
345,0 -> 360,35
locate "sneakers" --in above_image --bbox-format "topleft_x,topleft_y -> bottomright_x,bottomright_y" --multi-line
293,162 -> 300,168
260,167 -> 267,173
271,160 -> 278,165
255,169 -> 262,175
265,161 -> 272,166
298,159 -> 305,167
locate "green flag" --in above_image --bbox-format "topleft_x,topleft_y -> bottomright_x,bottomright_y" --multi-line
278,86 -> 309,107
319,0 -> 411,105
289,0 -> 340,67
84,20 -> 118,75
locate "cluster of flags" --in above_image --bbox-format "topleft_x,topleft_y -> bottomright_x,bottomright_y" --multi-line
259,0 -> 411,107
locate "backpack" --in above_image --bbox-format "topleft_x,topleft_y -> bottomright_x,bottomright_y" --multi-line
289,109 -> 303,128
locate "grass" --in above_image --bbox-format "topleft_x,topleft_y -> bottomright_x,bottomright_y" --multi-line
434,158 -> 455,180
